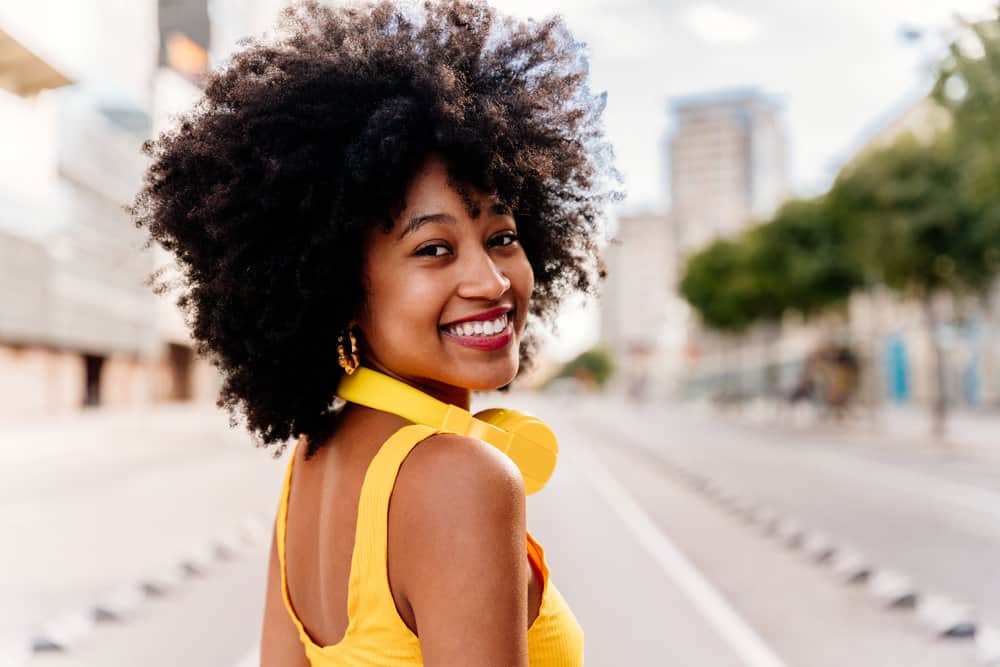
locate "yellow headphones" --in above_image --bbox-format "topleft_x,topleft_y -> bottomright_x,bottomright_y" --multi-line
334,366 -> 558,495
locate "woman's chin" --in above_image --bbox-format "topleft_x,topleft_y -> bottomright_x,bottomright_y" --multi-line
457,360 -> 519,392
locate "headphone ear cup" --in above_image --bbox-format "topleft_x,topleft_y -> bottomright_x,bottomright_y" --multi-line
473,408 -> 558,495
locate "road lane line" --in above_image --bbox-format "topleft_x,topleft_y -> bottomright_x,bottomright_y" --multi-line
571,444 -> 788,667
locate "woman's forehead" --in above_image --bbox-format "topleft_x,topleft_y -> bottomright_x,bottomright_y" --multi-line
396,157 -> 507,225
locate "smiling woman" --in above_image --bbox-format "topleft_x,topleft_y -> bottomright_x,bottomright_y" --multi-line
358,154 -> 533,403
127,0 -> 619,665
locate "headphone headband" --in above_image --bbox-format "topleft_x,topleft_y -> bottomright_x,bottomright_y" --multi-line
334,366 -> 557,494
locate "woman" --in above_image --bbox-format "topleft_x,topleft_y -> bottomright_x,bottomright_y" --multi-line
129,0 -> 620,664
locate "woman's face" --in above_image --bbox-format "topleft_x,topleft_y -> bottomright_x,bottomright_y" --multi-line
355,154 -> 534,408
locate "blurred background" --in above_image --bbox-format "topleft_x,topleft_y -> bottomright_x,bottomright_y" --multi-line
2,1 -> 1000,666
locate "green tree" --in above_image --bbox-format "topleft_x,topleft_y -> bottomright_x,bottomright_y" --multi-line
747,197 -> 866,318
679,199 -> 865,335
679,238 -> 757,334
679,200 -> 865,401
828,133 -> 978,439
552,346 -> 615,389
931,7 -> 1000,291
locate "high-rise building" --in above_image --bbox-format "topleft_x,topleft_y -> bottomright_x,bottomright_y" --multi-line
667,87 -> 787,256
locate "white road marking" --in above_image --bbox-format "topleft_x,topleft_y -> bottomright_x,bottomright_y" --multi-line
571,445 -> 788,667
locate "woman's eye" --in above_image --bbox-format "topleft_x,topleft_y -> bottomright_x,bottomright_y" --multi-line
415,233 -> 517,257
415,244 -> 450,257
490,232 -> 519,247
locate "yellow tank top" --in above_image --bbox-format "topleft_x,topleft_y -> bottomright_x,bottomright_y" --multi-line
277,423 -> 585,666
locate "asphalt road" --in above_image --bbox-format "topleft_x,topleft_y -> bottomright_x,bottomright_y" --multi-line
565,394 -> 1000,629
1,396 -> 990,665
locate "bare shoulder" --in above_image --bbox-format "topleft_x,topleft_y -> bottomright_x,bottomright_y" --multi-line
390,433 -> 530,666
396,432 -> 525,508
391,432 -> 527,558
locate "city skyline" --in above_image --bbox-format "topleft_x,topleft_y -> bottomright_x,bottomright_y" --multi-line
2,0 -> 996,362
2,0 -> 996,211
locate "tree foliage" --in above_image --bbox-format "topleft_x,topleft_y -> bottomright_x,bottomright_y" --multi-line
749,198 -> 865,316
827,134 -> 976,298
553,346 -> 615,388
679,238 -> 757,333
679,197 -> 864,332
932,7 -> 1000,292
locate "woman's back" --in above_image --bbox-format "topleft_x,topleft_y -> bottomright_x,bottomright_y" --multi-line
282,406 -> 404,647
264,403 -> 584,665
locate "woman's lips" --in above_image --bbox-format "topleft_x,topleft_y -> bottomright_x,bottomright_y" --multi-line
440,318 -> 514,351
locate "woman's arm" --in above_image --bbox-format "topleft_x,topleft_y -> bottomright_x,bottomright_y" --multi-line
392,433 -> 530,667
260,524 -> 310,667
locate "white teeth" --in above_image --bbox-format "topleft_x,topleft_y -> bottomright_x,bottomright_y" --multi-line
445,312 -> 509,337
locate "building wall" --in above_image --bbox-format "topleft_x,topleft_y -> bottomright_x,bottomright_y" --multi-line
0,0 -> 236,425
668,88 -> 787,257
600,211 -> 692,398
0,344 -> 82,419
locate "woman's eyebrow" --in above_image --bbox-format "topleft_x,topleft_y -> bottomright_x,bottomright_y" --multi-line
398,203 -> 511,240
399,212 -> 455,240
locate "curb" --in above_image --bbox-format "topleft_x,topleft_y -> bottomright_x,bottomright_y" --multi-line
773,517 -> 805,548
828,548 -> 871,583
8,509 -> 273,664
800,531 -> 835,563
867,569 -> 918,608
915,594 -> 977,638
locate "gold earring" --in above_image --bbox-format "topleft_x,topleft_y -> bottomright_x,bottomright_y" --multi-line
337,324 -> 360,375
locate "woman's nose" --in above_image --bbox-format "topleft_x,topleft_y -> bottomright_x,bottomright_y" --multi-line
457,247 -> 511,300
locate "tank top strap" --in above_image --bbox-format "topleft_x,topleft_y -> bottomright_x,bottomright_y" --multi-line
347,423 -> 440,621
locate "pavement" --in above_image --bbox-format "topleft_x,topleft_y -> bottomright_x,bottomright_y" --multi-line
538,391 -> 1000,665
1,395 -> 995,666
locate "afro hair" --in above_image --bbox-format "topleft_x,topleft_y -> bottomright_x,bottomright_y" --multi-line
128,0 -> 622,458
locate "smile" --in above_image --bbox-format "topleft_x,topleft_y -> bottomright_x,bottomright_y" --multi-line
440,311 -> 514,351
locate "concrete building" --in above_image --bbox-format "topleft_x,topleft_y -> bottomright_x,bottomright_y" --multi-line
0,2 -> 229,421
0,0 -> 329,422
667,87 -> 787,256
599,211 -> 691,399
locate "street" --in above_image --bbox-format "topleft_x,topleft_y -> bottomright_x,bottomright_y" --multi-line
571,394 -> 1000,630
1,394 -> 993,666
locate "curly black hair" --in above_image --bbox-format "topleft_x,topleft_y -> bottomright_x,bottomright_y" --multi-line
128,0 -> 622,459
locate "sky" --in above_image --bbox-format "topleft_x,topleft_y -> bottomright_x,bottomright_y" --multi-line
2,0 -> 997,361
483,0 -> 1000,360
485,0 -> 997,209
